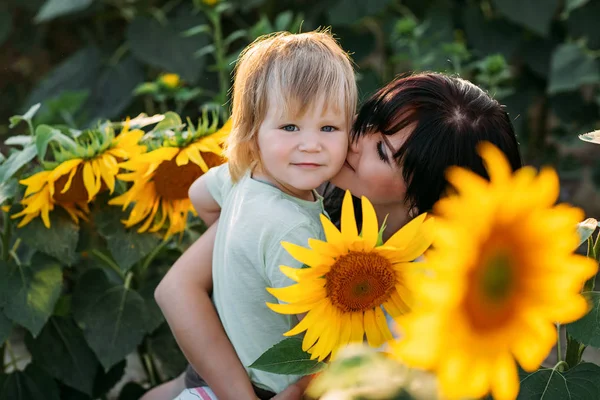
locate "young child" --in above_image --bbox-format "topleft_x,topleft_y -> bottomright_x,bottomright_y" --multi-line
171,30 -> 357,399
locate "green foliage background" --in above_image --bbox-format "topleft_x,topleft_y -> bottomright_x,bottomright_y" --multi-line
0,0 -> 600,399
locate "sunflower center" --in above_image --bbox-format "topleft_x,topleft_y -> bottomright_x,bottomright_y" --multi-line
464,250 -> 517,331
153,152 -> 225,201
325,251 -> 396,312
53,165 -> 89,203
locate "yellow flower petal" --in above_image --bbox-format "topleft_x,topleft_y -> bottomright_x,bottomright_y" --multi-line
360,196 -> 378,249
340,190 -> 358,239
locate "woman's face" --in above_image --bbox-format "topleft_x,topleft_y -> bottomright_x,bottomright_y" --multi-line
331,125 -> 413,207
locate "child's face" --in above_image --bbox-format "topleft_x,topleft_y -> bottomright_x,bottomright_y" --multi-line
256,97 -> 348,199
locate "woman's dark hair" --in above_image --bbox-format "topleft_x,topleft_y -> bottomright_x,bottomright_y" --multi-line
324,72 -> 523,225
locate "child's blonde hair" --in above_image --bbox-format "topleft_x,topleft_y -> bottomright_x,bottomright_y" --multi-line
226,29 -> 357,182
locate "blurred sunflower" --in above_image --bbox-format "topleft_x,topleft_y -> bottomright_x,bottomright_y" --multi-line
266,190 -> 434,361
391,143 -> 598,400
109,113 -> 230,238
12,121 -> 145,228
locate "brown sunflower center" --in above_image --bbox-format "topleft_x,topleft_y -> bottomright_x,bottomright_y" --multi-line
153,152 -> 225,200
464,249 -> 517,331
325,251 -> 396,312
53,165 -> 89,203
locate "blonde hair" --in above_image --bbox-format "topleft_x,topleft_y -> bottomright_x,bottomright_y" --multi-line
225,29 -> 357,182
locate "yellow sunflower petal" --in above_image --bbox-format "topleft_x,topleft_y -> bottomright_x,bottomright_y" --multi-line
363,308 -> 384,348
82,162 -> 96,202
281,241 -> 334,269
320,214 -> 345,251
360,196 -> 378,249
383,213 -> 427,249
340,190 -> 358,239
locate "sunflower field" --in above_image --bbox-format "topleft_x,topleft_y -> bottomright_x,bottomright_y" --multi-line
1,0 -> 600,399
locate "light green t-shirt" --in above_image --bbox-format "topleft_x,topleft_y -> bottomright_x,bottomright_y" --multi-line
205,163 -> 326,393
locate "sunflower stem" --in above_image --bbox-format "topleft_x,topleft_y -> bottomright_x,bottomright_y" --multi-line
565,333 -> 585,369
209,9 -> 229,109
553,360 -> 568,372
124,272 -> 134,290
1,212 -> 11,262
584,237 -> 597,292
4,340 -> 18,372
556,323 -> 563,362
91,249 -> 125,281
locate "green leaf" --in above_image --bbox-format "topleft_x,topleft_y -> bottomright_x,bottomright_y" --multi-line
35,125 -> 78,160
153,111 -> 183,132
577,218 -> 598,246
0,255 -> 62,337
24,46 -> 102,114
548,44 -> 600,94
94,205 -> 161,272
138,277 -> 166,334
462,5 -> 522,59
567,291 -> 600,347
328,0 -> 393,26
126,13 -> 209,84
147,323 -> 187,378
0,179 -> 18,205
580,130 -> 600,145
9,103 -> 41,130
491,0 -> 560,37
35,90 -> 89,126
0,10 -> 12,47
84,56 -> 145,124
0,364 -> 60,400
0,310 -> 12,345
72,269 -> 150,370
34,0 -> 93,23
5,135 -> 33,147
249,337 -> 327,375
17,209 -> 79,266
518,362 -> 600,399
567,1 -> 600,50
566,0 -> 590,13
26,316 -> 98,395
0,144 -> 37,182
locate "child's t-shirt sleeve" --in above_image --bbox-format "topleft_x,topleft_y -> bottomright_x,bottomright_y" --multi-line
264,222 -> 321,290
203,163 -> 234,207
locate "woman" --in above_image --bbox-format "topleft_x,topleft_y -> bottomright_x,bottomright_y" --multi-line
144,72 -> 523,400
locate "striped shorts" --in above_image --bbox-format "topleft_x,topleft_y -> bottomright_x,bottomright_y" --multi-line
174,387 -> 218,400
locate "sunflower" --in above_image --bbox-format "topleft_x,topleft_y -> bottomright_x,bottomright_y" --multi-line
391,142 -> 598,400
109,114 -> 230,238
12,121 -> 145,228
266,190 -> 435,361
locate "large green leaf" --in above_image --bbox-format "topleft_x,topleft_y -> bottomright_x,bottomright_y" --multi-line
94,205 -> 161,272
518,362 -> 600,399
72,269 -> 150,370
0,144 -> 37,182
138,277 -> 166,334
0,364 -> 60,400
0,254 -> 62,337
328,0 -> 393,26
566,0 -> 590,13
462,5 -> 522,59
126,13 -> 209,84
23,46 -> 102,113
147,323 -> 187,379
0,310 -> 12,345
17,208 -> 79,266
83,56 -> 144,125
249,337 -> 327,375
567,1 -> 600,50
35,124 -> 78,160
26,316 -> 99,395
567,291 -> 600,348
34,0 -> 94,23
9,103 -> 41,130
548,44 -> 600,94
491,0 -> 559,37
0,179 -> 18,205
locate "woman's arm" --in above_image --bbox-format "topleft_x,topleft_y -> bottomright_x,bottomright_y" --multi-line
154,222 -> 257,399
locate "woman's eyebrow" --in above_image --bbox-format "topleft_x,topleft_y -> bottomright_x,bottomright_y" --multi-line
380,133 -> 397,155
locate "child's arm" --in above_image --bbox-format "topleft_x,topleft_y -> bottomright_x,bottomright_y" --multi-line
188,175 -> 221,226
155,222 -> 257,400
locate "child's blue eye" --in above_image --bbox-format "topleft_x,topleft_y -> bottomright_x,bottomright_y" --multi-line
281,125 -> 299,132
321,126 -> 337,132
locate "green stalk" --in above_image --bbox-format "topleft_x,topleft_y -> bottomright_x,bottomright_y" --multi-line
583,236 -> 597,292
565,333 -> 586,369
1,212 -> 11,261
210,11 -> 229,108
556,323 -> 563,362
91,249 -> 124,281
